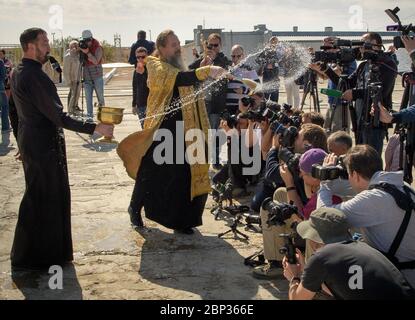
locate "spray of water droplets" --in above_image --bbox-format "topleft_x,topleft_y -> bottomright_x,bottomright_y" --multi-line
139,41 -> 312,126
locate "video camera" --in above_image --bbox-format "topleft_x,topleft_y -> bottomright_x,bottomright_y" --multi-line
262,198 -> 299,227
314,48 -> 357,65
385,7 -> 415,49
311,156 -> 348,181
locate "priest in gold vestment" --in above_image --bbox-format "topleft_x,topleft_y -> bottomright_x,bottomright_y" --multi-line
117,30 -> 228,234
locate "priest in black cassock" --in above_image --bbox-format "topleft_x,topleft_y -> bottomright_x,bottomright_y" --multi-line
10,28 -> 114,270
117,30 -> 228,235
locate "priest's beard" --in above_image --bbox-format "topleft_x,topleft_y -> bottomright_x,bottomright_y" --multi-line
166,53 -> 186,71
36,47 -> 49,65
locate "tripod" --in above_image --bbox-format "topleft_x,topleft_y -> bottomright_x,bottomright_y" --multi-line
398,66 -> 415,184
218,214 -> 249,240
301,69 -> 320,113
70,53 -> 86,118
327,73 -> 358,134
211,136 -> 250,220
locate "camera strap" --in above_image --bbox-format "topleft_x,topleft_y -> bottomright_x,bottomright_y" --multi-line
369,182 -> 415,270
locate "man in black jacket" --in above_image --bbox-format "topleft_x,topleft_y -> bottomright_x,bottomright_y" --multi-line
132,47 -> 149,128
188,33 -> 231,169
324,33 -> 397,154
128,30 -> 155,66
10,28 -> 113,269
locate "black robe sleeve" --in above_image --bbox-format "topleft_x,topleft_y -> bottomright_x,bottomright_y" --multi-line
28,72 -> 96,135
176,70 -> 201,87
8,94 -> 19,140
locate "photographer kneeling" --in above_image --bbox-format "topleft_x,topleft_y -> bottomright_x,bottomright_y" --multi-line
317,145 -> 415,288
253,146 -> 344,280
283,208 -> 415,300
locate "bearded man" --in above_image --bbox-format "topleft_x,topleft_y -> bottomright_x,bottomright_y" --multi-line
10,28 -> 113,269
118,30 -> 227,234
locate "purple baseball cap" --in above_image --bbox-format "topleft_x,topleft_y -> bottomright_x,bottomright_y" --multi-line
299,148 -> 328,174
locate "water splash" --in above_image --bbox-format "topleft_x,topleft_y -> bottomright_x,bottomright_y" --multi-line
140,41 -> 312,126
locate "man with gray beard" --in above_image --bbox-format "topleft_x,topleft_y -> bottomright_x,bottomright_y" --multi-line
119,30 -> 228,234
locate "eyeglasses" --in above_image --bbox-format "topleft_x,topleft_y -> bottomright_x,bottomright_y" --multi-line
232,55 -> 242,59
207,43 -> 220,50
136,56 -> 146,59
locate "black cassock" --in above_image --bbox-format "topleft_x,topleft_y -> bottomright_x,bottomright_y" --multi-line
130,70 -> 208,230
10,58 -> 96,269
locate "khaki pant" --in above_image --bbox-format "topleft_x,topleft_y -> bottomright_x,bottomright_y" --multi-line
261,187 -> 316,263
67,81 -> 81,114
260,187 -> 299,261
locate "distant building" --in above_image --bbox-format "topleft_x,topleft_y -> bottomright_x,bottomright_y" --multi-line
192,25 -> 400,57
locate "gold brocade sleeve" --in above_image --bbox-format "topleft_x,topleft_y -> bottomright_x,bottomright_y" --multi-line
195,66 -> 211,81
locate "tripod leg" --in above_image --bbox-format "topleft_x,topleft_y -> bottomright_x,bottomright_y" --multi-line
235,229 -> 249,240
301,84 -> 310,111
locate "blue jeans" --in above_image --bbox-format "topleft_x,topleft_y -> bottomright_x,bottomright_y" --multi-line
251,183 -> 276,213
0,91 -> 10,131
137,106 -> 146,128
84,78 -> 105,118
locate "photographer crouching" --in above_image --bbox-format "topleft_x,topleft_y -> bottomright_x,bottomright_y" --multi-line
317,145 -> 415,289
212,91 -> 267,193
253,124 -> 341,279
282,208 -> 415,300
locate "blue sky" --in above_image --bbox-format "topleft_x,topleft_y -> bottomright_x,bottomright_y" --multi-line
1,0 -> 414,46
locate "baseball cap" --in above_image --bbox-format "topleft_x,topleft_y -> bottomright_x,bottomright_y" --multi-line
297,207 -> 352,244
299,148 -> 328,174
81,30 -> 93,40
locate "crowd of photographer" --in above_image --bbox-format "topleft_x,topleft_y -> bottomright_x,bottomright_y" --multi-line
204,7 -> 415,300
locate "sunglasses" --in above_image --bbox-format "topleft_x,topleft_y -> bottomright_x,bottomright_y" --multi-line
232,55 -> 242,59
136,55 -> 146,59
207,43 -> 220,49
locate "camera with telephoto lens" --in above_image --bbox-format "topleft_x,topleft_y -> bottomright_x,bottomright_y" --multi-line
241,96 -> 256,108
239,110 -> 265,122
280,233 -> 297,264
311,156 -> 348,181
220,111 -> 239,129
262,198 -> 299,227
314,48 -> 358,65
385,7 -> 415,49
279,126 -> 299,149
243,213 -> 262,225
279,146 -> 301,180
261,100 -> 281,122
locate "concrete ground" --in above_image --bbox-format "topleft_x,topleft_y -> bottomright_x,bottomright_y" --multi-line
0,66 -> 406,300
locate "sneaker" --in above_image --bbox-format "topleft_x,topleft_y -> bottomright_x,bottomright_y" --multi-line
252,262 -> 283,279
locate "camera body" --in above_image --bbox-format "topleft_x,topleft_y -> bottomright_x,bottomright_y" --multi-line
385,7 -> 415,49
279,233 -> 297,264
262,197 -> 299,227
314,48 -> 357,65
220,111 -> 239,129
79,39 -> 90,50
311,156 -> 348,181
